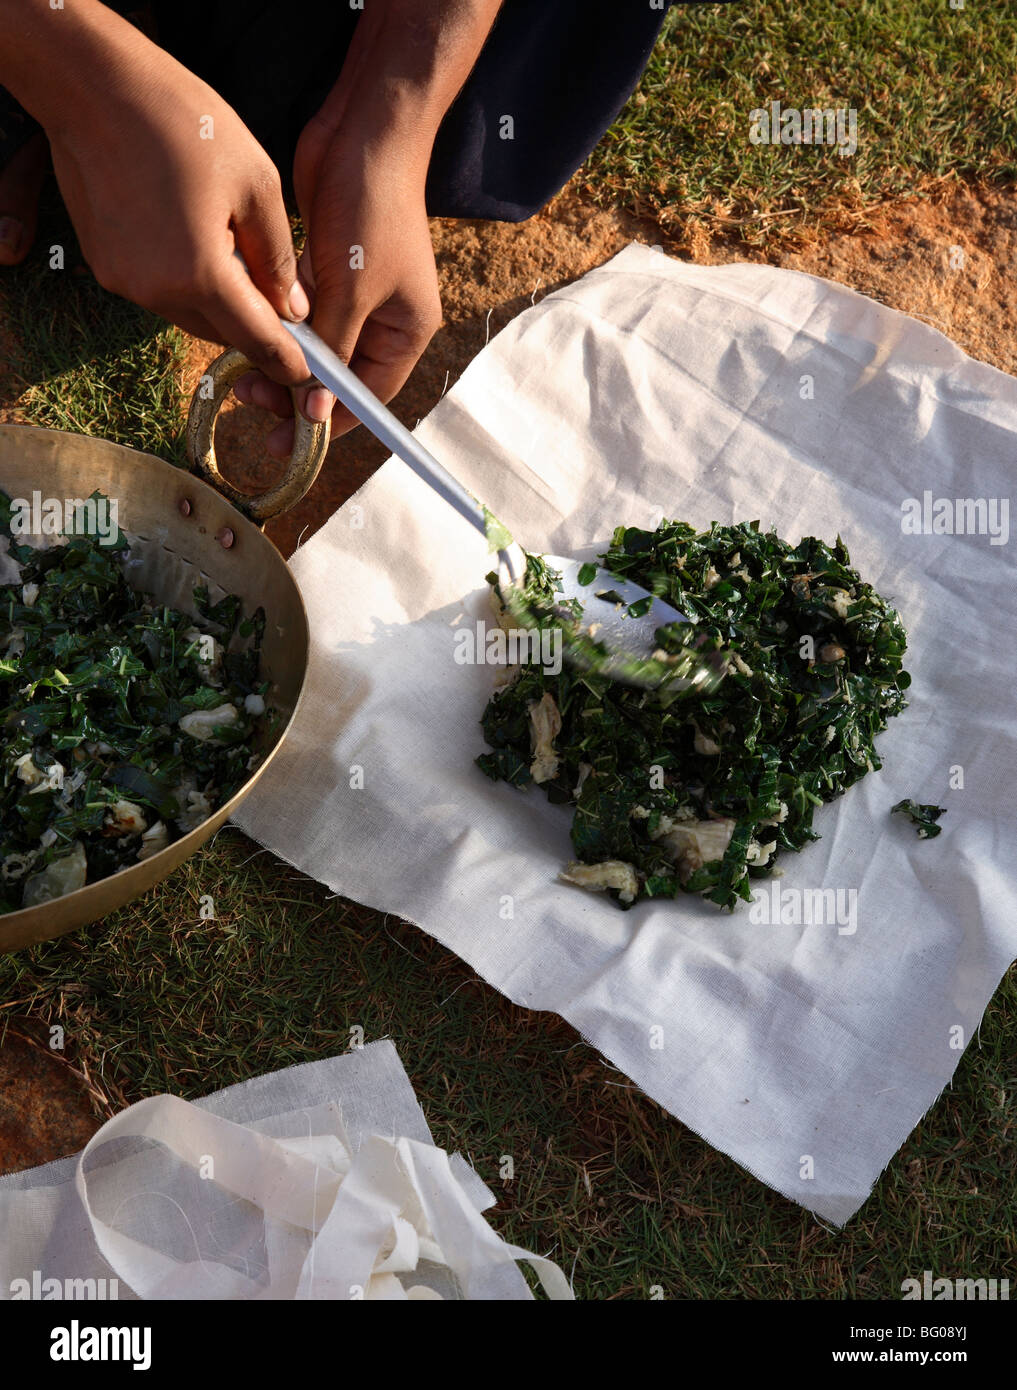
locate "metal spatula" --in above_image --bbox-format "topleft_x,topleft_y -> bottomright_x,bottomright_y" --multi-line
283,317 -> 726,693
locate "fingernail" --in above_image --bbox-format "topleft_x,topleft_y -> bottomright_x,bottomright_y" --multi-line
233,376 -> 253,404
304,386 -> 334,423
0,217 -> 23,253
287,279 -> 310,321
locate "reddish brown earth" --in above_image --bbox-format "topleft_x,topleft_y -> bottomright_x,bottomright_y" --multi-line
774,180 -> 1017,380
0,1028 -> 101,1174
2,174 -> 1015,1171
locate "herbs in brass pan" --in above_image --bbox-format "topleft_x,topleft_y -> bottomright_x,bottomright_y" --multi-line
0,490 -> 279,912
477,520 -> 911,911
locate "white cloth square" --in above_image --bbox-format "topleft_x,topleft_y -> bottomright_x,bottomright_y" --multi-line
232,245 -> 1017,1224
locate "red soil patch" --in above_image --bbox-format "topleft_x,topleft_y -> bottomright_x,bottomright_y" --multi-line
0,1028 -> 102,1176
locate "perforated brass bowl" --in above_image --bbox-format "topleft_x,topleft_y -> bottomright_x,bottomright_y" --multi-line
0,349 -> 329,950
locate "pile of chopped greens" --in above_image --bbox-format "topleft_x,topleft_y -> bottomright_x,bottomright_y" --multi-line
477,520 -> 911,910
0,490 -> 279,913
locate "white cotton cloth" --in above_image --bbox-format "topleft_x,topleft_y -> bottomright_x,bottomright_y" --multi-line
0,1041 -> 572,1299
229,244 -> 1017,1224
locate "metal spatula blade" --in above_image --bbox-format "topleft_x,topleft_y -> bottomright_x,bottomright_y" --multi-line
283,317 -> 726,692
499,552 -> 727,692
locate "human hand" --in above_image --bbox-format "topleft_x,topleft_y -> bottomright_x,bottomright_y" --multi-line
41,11 -> 310,385
233,114 -> 442,455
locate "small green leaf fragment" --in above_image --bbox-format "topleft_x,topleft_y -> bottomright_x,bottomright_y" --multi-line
482,507 -> 513,554
891,799 -> 946,838
626,596 -> 653,620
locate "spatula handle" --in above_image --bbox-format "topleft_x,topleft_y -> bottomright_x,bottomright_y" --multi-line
284,318 -> 490,540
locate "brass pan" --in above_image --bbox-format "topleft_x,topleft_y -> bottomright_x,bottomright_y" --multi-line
0,350 -> 329,951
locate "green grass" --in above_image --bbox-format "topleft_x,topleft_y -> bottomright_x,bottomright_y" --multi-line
0,0 -> 1015,1299
1,830 -> 1013,1300
1,191 -> 189,465
583,0 -> 1017,243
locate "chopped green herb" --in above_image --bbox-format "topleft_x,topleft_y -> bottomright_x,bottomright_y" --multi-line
625,595 -> 654,620
891,799 -> 946,838
482,506 -> 514,554
576,562 -> 598,586
0,490 -> 279,912
477,519 -> 910,910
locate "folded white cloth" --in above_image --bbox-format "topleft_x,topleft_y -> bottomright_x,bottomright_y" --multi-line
231,244 -> 1017,1224
0,1041 -> 572,1299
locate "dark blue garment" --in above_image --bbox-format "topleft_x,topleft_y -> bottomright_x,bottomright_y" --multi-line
3,1 -> 733,223
151,0 -> 688,220
428,0 -> 676,220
